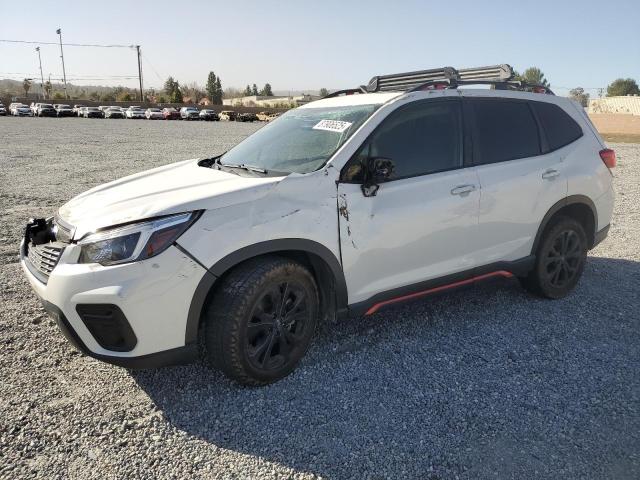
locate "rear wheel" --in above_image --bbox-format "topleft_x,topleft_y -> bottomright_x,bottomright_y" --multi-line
522,216 -> 588,299
204,257 -> 319,386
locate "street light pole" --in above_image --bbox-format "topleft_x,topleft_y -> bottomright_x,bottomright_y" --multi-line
56,28 -> 69,99
35,47 -> 45,100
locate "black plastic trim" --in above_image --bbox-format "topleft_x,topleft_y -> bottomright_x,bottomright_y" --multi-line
185,239 -> 348,344
43,301 -> 198,369
348,256 -> 535,317
531,195 -> 598,254
592,224 -> 610,249
76,304 -> 138,352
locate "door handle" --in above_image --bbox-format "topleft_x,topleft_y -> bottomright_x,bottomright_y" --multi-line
450,184 -> 477,196
542,169 -> 560,180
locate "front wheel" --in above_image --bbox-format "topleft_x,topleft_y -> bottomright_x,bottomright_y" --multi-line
521,216 -> 588,299
204,257 -> 319,386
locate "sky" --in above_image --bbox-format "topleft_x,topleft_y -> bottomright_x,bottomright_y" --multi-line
1,0 -> 639,97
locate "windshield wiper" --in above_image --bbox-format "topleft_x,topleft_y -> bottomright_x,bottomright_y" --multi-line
220,163 -> 268,174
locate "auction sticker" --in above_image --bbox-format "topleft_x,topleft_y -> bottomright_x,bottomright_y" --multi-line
313,119 -> 353,133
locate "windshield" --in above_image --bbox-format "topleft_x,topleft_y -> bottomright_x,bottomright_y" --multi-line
220,104 -> 378,174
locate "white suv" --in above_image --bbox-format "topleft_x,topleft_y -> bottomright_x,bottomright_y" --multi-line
20,65 -> 615,385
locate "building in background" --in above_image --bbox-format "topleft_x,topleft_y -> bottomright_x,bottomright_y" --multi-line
223,94 -> 320,108
589,96 -> 640,116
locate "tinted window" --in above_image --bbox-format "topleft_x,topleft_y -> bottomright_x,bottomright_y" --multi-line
532,101 -> 583,151
345,101 -> 462,181
471,100 -> 541,164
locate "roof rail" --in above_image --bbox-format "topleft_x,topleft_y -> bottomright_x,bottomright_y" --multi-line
321,64 -> 554,99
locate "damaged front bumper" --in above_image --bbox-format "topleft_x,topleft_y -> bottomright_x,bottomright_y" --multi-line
20,218 -> 206,368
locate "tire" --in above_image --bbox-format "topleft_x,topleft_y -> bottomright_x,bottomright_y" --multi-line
204,256 -> 319,386
521,216 -> 588,299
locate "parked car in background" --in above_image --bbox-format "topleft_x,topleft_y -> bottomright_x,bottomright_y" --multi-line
30,103 -> 41,115
104,107 -> 124,119
199,109 -> 219,121
162,107 -> 180,120
98,106 -> 110,112
237,112 -> 258,122
125,106 -> 145,119
267,112 -> 281,121
37,104 -> 57,117
55,104 -> 74,117
145,108 -> 163,120
73,105 -> 85,116
256,111 -> 271,121
83,107 -> 103,118
180,106 -> 200,120
218,110 -> 237,121
0,103 -> 6,116
11,104 -> 32,116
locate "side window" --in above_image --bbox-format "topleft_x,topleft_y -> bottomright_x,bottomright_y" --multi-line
531,101 -> 583,151
342,100 -> 462,182
471,99 -> 541,165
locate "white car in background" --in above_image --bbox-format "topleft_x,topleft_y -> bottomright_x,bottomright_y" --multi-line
18,63 -> 615,386
11,103 -> 32,116
125,106 -> 145,119
180,106 -> 200,120
145,108 -> 163,120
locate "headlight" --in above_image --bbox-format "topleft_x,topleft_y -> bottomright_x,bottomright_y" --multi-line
78,212 -> 200,266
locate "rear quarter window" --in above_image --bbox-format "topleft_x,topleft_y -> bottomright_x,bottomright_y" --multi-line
531,101 -> 583,151
470,99 -> 541,165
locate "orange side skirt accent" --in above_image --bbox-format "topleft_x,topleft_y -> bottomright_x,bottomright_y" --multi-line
364,270 -> 514,315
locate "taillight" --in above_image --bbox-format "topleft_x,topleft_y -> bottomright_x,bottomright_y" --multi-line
599,149 -> 616,169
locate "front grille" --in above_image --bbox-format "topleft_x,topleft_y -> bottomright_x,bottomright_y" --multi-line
27,242 -> 66,277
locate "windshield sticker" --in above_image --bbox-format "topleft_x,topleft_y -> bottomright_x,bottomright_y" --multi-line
312,119 -> 353,133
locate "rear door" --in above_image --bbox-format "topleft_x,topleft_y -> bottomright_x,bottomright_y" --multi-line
466,96 -> 568,264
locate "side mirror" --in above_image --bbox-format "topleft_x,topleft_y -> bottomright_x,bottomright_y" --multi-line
361,157 -> 394,197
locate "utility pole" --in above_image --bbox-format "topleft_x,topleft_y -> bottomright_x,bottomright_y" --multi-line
136,45 -> 144,102
56,28 -> 68,99
35,47 -> 45,99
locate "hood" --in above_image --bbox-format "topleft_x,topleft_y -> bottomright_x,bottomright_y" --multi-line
59,159 -> 283,239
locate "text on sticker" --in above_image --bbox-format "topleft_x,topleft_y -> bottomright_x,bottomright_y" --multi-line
313,119 -> 353,133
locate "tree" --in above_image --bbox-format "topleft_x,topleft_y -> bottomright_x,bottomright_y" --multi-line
252,83 -> 259,96
44,80 -> 52,99
53,92 -> 65,100
606,78 -> 640,97
23,78 -> 32,97
260,83 -> 273,96
319,88 -> 329,97
213,77 -> 223,104
518,67 -> 550,87
244,84 -> 252,96
100,92 -> 115,102
89,91 -> 100,101
117,92 -> 133,102
163,76 -> 183,103
569,87 -> 590,107
206,72 -> 218,102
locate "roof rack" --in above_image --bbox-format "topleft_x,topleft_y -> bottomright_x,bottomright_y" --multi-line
323,64 -> 554,98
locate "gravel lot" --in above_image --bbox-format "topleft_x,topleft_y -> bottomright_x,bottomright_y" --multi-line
1,117 -> 639,479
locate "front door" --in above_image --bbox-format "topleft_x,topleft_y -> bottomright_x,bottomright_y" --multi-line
337,98 -> 481,306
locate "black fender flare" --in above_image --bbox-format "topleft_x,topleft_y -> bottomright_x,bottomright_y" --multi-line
184,239 -> 348,345
530,194 -> 598,255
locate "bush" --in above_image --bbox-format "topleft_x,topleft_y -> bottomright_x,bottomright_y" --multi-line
52,92 -> 65,100
606,78 -> 640,97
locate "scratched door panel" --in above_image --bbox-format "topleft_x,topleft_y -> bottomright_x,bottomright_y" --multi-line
337,167 -> 480,305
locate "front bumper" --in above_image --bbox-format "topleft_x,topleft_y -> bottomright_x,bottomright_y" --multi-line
20,238 -> 206,368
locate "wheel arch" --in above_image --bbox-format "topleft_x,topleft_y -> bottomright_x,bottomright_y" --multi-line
531,195 -> 598,256
184,239 -> 348,345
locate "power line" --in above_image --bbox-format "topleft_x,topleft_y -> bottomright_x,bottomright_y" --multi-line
0,39 -> 134,48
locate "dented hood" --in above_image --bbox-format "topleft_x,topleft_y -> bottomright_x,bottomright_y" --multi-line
58,159 -> 282,239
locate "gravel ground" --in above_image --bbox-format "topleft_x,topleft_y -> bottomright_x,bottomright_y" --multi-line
1,117 -> 639,479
